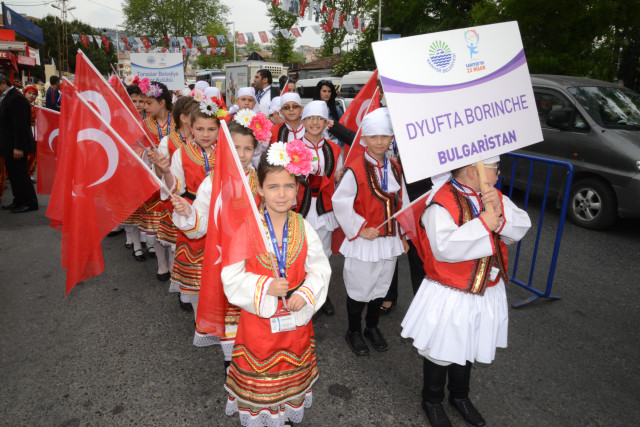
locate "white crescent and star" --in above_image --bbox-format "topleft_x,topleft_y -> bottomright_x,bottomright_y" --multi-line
356,99 -> 372,127
48,129 -> 59,153
79,90 -> 111,123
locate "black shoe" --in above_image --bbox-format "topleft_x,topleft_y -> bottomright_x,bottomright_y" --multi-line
107,229 -> 124,237
422,401 -> 452,427
179,295 -> 193,311
345,330 -> 369,356
224,361 -> 231,378
125,243 -> 133,250
10,205 -> 38,213
1,203 -> 16,210
133,248 -> 146,261
31,177 -> 37,184
379,301 -> 396,315
146,245 -> 157,258
321,297 -> 335,315
448,396 -> 486,426
363,327 -> 389,351
157,272 -> 171,282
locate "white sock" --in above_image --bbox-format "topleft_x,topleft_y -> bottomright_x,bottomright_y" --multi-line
155,241 -> 168,274
140,231 -> 147,243
168,247 -> 175,272
127,230 -> 142,252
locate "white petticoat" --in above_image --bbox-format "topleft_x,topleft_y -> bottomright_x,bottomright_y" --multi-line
305,198 -> 339,231
401,278 -> 509,366
339,235 -> 404,262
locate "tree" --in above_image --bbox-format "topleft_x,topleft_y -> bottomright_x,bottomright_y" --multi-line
317,0 -> 371,59
122,0 -> 229,37
266,4 -> 299,62
195,21 -> 229,70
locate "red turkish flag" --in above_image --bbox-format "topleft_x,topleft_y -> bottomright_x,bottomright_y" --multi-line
290,28 -> 302,38
108,72 -> 140,121
299,0 -> 308,16
184,36 -> 193,48
75,51 -> 155,152
196,121 -> 269,336
258,31 -> 269,43
340,70 -> 379,131
395,192 -> 431,263
140,37 -> 151,50
80,35 -> 89,47
342,85 -> 380,167
35,106 -> 60,195
120,37 -> 130,50
324,10 -> 336,33
100,36 -> 110,51
236,33 -> 247,46
60,88 -> 161,294
206,35 -> 218,47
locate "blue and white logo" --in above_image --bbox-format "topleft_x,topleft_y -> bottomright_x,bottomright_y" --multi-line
427,40 -> 456,73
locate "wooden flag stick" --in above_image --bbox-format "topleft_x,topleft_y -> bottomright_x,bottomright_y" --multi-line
475,161 -> 494,213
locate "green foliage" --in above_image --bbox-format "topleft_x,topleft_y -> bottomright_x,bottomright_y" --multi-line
122,0 -> 229,37
266,5 -> 298,62
333,26 -> 377,75
317,0 -> 369,59
195,21 -> 229,70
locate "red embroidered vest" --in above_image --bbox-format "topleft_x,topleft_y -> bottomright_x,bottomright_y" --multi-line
181,142 -> 215,202
295,139 -> 342,217
346,153 -> 403,237
419,182 -> 508,295
167,130 -> 187,158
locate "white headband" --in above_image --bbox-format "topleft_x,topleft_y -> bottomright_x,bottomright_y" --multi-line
280,92 -> 301,107
194,80 -> 209,90
361,107 -> 393,136
301,100 -> 329,120
269,96 -> 281,115
204,86 -> 221,99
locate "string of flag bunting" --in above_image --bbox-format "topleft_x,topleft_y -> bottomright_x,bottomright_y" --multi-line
70,0 -> 367,56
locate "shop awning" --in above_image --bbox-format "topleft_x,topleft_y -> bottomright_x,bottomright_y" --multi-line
0,50 -> 18,72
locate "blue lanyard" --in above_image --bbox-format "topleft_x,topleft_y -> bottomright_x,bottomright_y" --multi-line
178,130 -> 186,144
381,156 -> 388,192
264,208 -> 288,278
156,115 -> 171,139
256,88 -> 267,102
451,178 -> 483,217
198,145 -> 211,174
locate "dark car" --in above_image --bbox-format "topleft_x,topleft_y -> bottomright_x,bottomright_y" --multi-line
502,74 -> 640,229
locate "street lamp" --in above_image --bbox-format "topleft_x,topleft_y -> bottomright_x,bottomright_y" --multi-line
226,21 -> 236,63
115,25 -> 121,76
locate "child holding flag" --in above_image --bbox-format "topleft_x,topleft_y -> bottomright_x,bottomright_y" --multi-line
221,143 -> 330,427
332,108 -> 409,356
401,157 -> 530,427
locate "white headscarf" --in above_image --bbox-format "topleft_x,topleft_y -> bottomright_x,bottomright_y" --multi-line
204,86 -> 221,99
426,155 -> 501,205
195,80 -> 209,91
279,92 -> 302,107
361,107 -> 393,136
237,87 -> 256,98
269,96 -> 282,115
301,100 -> 329,120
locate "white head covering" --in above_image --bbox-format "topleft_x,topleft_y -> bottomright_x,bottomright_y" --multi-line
180,87 -> 191,97
204,86 -> 221,99
301,100 -> 329,120
279,92 -> 302,107
483,155 -> 500,164
269,96 -> 281,115
195,80 -> 209,91
237,87 -> 256,98
361,108 -> 393,136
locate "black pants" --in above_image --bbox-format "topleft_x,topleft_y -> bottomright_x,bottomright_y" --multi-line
346,296 -> 382,332
407,240 -> 425,295
382,261 -> 400,302
4,154 -> 37,208
422,358 -> 472,403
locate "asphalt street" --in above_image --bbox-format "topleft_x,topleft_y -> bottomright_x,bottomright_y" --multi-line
1,188 -> 639,426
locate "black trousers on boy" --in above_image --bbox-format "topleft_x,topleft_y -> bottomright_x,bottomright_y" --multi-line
346,296 -> 383,332
422,358 -> 472,403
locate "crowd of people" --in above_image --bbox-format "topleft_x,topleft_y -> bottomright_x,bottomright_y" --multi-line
0,68 -> 531,427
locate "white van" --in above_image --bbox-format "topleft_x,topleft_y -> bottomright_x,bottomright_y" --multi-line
296,76 -> 342,104
339,70 -> 375,99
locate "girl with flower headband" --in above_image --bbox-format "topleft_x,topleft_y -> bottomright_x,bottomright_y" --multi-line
220,143 -> 330,427
125,77 -> 145,118
151,93 -> 225,315
136,81 -> 176,273
149,97 -> 200,281
170,111 -> 270,368
269,93 -> 305,144
332,107 -> 410,356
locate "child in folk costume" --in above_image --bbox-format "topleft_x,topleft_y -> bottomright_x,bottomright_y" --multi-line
153,96 -> 199,281
269,93 -> 305,143
138,81 -> 176,267
332,108 -> 409,356
227,87 -> 258,120
221,145 -> 330,426
295,100 -> 343,315
170,112 -> 268,366
153,93 -> 226,313
401,157 -> 530,427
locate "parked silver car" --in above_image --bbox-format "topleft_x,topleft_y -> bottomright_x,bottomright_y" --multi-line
502,74 -> 640,229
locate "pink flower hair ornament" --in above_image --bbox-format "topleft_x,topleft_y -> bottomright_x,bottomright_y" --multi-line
138,78 -> 150,94
266,140 -> 314,176
248,113 -> 273,141
108,75 -> 119,88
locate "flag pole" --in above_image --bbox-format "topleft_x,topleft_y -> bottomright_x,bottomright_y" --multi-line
75,92 -> 171,195
376,190 -> 430,230
475,161 -> 494,213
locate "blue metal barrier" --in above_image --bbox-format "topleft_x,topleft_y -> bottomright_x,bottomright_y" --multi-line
499,153 -> 574,308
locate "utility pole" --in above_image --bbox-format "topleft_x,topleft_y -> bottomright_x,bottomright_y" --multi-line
51,0 -> 76,75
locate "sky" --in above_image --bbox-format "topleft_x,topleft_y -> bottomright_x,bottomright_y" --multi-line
6,0 -> 325,48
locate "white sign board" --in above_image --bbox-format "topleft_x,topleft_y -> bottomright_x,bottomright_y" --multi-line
372,21 -> 542,183
130,53 -> 184,91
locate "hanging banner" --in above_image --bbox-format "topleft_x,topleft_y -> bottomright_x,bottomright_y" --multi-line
130,52 -> 184,91
372,21 -> 542,183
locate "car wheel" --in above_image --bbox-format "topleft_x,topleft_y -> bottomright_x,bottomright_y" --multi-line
568,178 -> 616,229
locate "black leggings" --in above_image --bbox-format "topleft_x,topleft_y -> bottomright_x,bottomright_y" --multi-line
346,296 -> 383,332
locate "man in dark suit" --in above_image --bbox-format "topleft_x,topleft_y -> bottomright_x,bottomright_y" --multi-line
0,74 -> 38,213
45,75 -> 61,111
